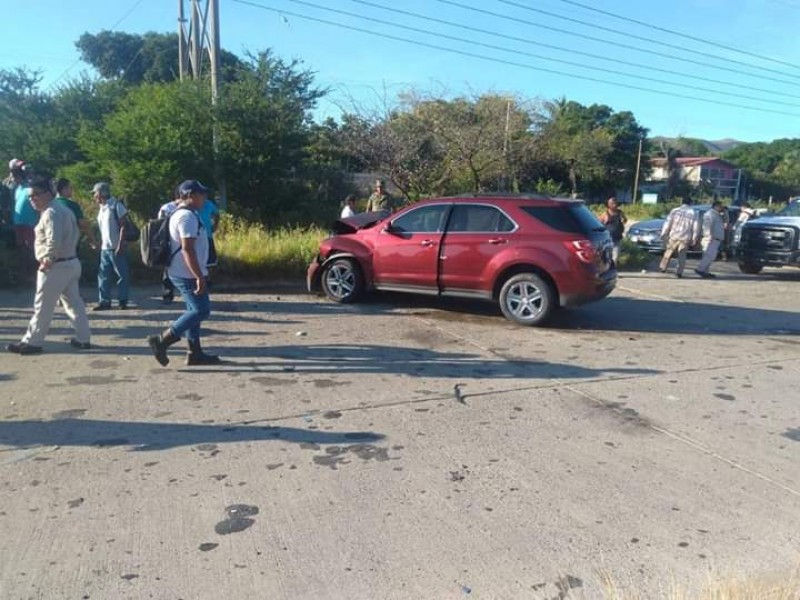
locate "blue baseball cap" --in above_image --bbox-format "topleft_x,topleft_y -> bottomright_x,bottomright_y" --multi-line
178,179 -> 210,196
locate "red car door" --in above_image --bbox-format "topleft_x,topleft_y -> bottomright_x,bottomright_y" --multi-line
372,203 -> 451,292
439,203 -> 518,296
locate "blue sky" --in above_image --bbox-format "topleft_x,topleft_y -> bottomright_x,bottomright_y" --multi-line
4,0 -> 800,143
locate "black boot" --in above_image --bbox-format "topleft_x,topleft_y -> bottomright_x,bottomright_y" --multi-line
186,338 -> 221,366
147,329 -> 181,366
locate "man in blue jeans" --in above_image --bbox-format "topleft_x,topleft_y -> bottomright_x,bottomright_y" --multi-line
148,180 -> 220,366
92,182 -> 130,310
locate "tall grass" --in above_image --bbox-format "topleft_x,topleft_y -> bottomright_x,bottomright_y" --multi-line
214,215 -> 326,281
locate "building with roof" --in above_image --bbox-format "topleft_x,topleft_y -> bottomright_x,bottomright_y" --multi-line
648,157 -> 743,201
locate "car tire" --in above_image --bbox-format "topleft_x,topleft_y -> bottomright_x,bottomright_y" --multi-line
498,273 -> 555,327
321,257 -> 364,303
738,261 -> 763,274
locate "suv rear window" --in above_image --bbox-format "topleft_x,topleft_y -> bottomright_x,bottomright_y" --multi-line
521,204 -> 605,234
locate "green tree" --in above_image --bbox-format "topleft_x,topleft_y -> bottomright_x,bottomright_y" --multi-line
76,31 -> 243,84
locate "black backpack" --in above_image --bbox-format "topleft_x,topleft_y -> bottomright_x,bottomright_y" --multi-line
140,207 -> 191,269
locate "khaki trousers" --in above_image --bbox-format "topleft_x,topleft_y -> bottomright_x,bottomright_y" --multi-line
22,259 -> 91,346
659,239 -> 689,275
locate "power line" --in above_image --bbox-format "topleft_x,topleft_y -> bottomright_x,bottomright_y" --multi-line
349,0 -> 800,102
47,0 -> 147,90
495,0 -> 800,80
230,0 -> 800,118
554,0 -> 800,71
283,0 -> 797,109
433,0 -> 800,89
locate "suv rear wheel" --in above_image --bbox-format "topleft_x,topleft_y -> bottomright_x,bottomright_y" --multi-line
498,273 -> 555,326
738,261 -> 763,274
321,257 -> 364,303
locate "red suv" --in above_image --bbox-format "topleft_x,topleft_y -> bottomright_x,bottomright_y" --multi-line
307,195 -> 617,326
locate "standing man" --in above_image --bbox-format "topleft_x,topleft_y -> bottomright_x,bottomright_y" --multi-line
6,177 -> 91,354
8,159 -> 38,253
695,201 -> 726,279
659,198 -> 701,278
55,178 -> 97,248
365,179 -> 395,213
93,182 -> 130,310
598,196 -> 627,264
148,180 -> 220,367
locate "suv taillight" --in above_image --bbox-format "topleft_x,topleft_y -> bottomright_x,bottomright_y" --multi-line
564,239 -> 597,264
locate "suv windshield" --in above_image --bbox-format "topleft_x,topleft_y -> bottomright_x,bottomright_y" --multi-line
521,204 -> 606,234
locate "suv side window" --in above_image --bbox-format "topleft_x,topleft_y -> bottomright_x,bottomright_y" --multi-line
391,205 -> 449,233
448,205 -> 516,233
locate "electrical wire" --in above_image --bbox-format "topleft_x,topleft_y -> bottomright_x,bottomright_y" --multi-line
495,0 -> 800,79
349,0 -> 800,101
230,0 -> 800,118
433,0 -> 800,89
279,0 -> 797,108
554,0 -> 800,71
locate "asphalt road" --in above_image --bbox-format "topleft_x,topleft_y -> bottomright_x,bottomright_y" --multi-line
1,259 -> 799,600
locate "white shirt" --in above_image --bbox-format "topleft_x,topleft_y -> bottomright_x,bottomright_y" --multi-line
702,209 -> 725,242
661,204 -> 701,244
97,199 -> 127,250
340,205 -> 356,218
167,208 -> 209,280
158,201 -> 180,219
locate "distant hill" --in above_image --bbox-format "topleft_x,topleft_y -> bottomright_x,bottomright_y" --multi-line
651,136 -> 742,155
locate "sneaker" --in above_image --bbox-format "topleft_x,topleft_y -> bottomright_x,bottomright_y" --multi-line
92,303 -> 111,312
694,269 -> 714,279
118,301 -> 128,310
70,339 -> 91,350
675,272 -> 683,278
7,342 -> 43,355
162,294 -> 174,305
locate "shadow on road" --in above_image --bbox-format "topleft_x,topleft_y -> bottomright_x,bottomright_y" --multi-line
192,343 -> 660,380
0,419 -> 384,451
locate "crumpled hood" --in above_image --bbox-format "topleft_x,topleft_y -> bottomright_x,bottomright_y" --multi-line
331,211 -> 388,234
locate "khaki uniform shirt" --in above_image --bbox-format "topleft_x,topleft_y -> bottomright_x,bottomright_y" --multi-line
34,201 -> 80,263
366,192 -> 394,213
661,204 -> 701,244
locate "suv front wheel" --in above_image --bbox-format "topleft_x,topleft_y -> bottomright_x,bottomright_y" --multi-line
321,257 -> 364,303
738,261 -> 763,274
499,273 -> 555,326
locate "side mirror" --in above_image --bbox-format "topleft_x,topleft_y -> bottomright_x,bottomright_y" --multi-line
382,222 -> 396,234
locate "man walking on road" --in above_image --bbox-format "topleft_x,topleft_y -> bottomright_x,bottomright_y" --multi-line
659,198 -> 700,278
55,178 -> 97,248
6,177 -> 91,355
695,201 -> 726,279
93,182 -> 130,311
148,180 -> 220,367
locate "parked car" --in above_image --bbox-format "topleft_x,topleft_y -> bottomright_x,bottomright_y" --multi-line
307,195 -> 617,326
626,204 -> 741,255
735,199 -> 800,274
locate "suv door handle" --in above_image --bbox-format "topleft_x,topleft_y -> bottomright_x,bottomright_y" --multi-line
488,238 -> 508,245
420,240 -> 435,247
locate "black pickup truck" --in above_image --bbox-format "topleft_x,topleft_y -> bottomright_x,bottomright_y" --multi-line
736,199 -> 800,274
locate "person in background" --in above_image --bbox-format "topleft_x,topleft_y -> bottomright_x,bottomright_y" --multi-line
598,196 -> 627,264
148,179 -> 220,367
340,194 -> 357,218
365,179 -> 395,213
93,182 -> 130,310
54,178 -> 97,248
157,187 -> 182,304
9,159 -> 38,253
659,197 -> 701,278
695,200 -> 725,279
6,177 -> 91,355
197,196 -> 219,275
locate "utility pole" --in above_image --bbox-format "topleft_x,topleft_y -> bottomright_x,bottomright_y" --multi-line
631,137 -> 643,204
177,0 -> 226,210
